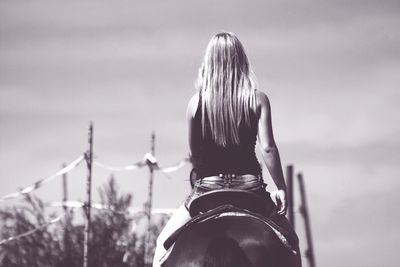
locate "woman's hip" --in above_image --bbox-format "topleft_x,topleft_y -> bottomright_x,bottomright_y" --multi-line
185,174 -> 269,210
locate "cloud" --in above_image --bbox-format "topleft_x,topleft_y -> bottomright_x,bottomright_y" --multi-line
313,186 -> 400,267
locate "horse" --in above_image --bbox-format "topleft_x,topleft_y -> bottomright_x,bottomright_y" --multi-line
161,190 -> 302,267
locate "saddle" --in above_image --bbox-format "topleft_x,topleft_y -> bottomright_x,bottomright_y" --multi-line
189,189 -> 272,217
164,190 -> 297,254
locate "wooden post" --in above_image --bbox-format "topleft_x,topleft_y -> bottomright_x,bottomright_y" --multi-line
61,163 -> 70,266
83,122 -> 93,267
298,173 -> 316,267
144,131 -> 156,266
62,163 -> 68,214
286,165 -> 295,228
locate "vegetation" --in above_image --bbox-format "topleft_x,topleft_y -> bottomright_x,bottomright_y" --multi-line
0,176 -> 170,267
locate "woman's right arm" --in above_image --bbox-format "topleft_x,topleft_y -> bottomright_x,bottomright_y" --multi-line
256,90 -> 287,215
187,93 -> 200,159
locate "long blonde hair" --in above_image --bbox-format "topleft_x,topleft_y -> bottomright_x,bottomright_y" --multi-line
196,32 -> 257,147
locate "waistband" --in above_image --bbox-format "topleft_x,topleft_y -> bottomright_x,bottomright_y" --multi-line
200,174 -> 264,184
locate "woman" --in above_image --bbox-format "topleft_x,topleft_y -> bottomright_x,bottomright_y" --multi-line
153,32 -> 291,267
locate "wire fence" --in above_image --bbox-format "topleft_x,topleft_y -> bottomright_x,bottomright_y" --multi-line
0,136 -> 189,245
0,125 -> 315,266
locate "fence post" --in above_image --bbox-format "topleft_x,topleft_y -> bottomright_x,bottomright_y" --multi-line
144,131 -> 156,266
62,163 -> 70,265
83,122 -> 93,267
298,173 -> 316,267
286,165 -> 294,228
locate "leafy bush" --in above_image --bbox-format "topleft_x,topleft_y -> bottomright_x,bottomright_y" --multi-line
0,176 -> 170,267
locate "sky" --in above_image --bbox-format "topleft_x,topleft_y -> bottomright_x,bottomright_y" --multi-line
0,0 -> 399,266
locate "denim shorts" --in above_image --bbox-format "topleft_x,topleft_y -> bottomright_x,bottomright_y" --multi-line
184,174 -> 270,211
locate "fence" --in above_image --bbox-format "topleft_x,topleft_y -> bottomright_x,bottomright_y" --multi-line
0,123 -> 316,267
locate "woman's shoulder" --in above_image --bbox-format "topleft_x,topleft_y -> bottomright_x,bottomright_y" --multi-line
187,92 -> 200,119
255,89 -> 269,104
255,89 -> 271,113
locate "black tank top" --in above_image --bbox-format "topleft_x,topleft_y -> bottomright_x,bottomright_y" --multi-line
192,94 -> 262,179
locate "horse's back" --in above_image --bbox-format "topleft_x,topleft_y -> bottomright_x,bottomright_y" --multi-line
164,215 -> 301,267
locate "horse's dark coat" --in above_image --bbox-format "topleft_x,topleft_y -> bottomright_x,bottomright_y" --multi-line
163,208 -> 301,267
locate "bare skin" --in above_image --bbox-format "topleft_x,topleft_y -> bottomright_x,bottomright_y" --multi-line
187,92 -> 200,159
255,90 -> 287,215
